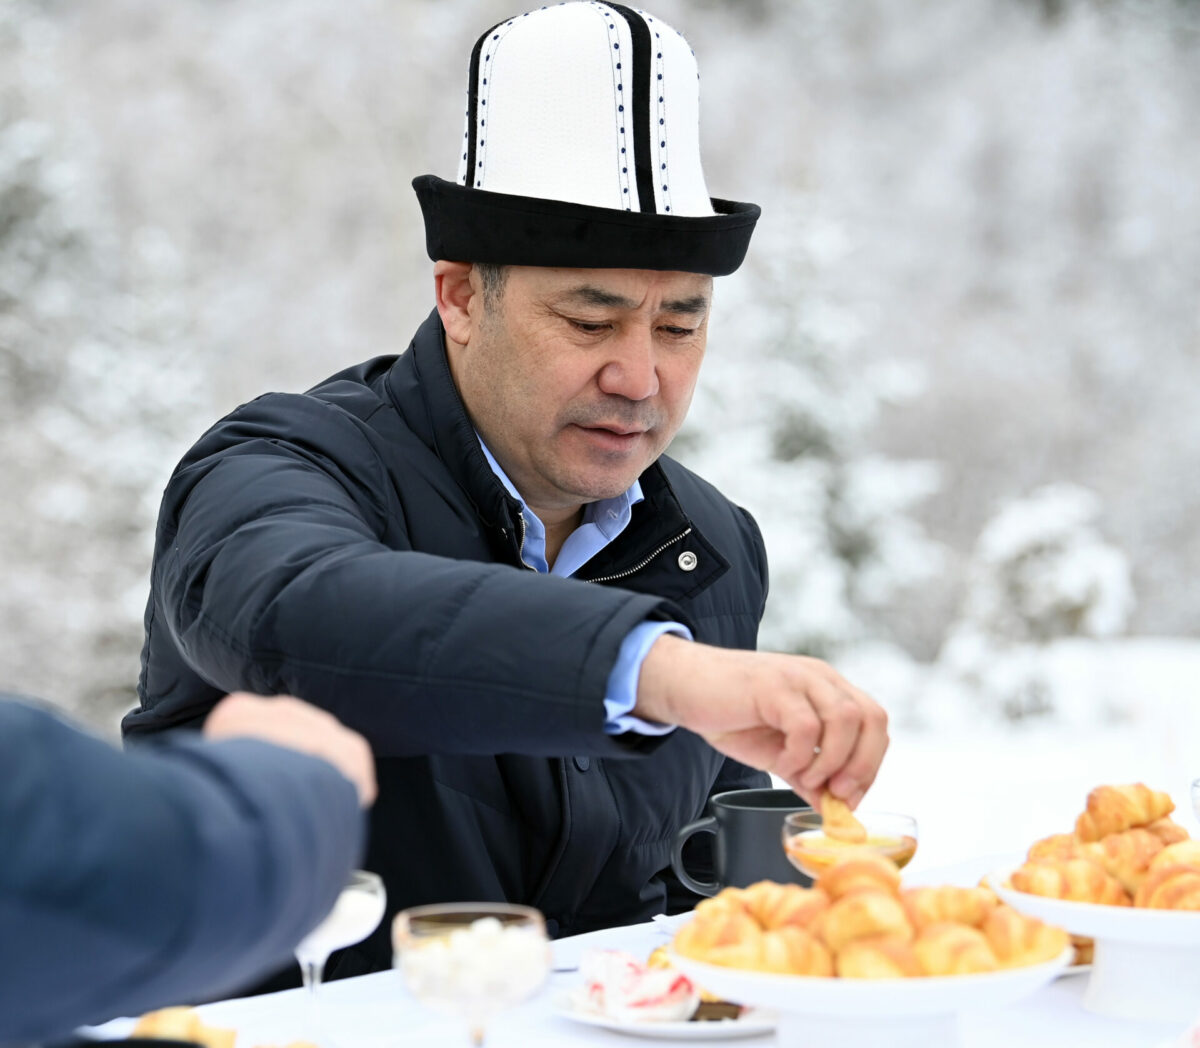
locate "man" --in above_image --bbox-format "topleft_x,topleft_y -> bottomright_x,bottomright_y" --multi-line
124,2 -> 888,980
2,691 -> 374,1045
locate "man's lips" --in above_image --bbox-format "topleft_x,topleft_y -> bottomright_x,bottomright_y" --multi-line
579,424 -> 647,437
571,423 -> 649,450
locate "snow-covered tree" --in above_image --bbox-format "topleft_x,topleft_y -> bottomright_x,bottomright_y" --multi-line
938,483 -> 1134,719
0,4 -> 216,729
678,200 -> 943,657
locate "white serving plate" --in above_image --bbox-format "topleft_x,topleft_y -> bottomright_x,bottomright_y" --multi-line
989,864 -> 1200,945
989,863 -> 1200,1022
666,945 -> 1072,1048
556,998 -> 775,1040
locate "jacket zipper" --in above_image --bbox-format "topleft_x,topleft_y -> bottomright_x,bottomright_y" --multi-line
516,512 -> 537,571
586,527 -> 692,584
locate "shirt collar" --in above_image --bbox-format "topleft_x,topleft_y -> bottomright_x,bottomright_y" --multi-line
476,436 -> 644,541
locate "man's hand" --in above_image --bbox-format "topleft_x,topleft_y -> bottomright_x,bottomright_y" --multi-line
203,693 -> 377,807
634,635 -> 888,808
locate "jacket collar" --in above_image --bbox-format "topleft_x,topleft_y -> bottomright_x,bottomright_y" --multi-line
385,308 -> 520,532
383,308 -> 727,594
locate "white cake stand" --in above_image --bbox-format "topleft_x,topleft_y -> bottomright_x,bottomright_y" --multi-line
667,946 -> 1071,1048
991,864 -> 1200,1023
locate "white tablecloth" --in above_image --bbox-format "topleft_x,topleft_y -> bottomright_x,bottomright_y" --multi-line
128,915 -> 1187,1048
86,855 -> 1194,1047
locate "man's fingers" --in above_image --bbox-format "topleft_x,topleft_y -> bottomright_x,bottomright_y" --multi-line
830,694 -> 890,808
796,677 -> 862,796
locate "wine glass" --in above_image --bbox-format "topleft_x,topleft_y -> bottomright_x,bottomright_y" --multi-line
782,810 -> 919,880
294,869 -> 387,1036
393,902 -> 551,1046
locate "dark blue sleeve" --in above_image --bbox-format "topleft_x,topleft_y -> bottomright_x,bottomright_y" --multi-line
0,699 -> 365,1045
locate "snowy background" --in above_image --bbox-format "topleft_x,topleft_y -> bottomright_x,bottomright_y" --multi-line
1,0 -> 1197,832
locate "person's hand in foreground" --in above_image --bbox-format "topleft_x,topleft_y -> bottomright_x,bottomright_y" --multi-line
204,692 -> 377,807
635,635 -> 888,809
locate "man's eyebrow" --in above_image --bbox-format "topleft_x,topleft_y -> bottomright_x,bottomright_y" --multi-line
559,286 -> 710,316
661,295 -> 710,316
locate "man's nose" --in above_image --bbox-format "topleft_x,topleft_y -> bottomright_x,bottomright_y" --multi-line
596,328 -> 659,402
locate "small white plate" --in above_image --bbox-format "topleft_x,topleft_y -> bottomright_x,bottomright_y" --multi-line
556,1002 -> 775,1040
988,864 -> 1200,944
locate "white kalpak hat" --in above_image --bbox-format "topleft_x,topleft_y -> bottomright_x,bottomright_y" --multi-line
413,2 -> 759,276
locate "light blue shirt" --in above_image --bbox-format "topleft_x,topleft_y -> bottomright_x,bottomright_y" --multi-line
478,439 -> 690,735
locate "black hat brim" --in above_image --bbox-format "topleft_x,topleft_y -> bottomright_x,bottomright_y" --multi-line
413,175 -> 759,277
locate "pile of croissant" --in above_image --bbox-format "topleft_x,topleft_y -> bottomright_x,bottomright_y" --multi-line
674,852 -> 1067,978
1009,783 -> 1200,910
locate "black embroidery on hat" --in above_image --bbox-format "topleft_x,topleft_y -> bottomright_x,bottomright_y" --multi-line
608,3 -> 655,214
464,19 -> 505,187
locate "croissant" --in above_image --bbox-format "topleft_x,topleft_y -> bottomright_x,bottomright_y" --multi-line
1146,840 -> 1200,872
1144,816 -> 1190,847
1074,783 -> 1175,842
674,905 -> 765,968
1134,866 -> 1200,910
913,922 -> 998,976
821,791 -> 867,844
1081,828 -> 1164,895
817,890 -> 914,953
1134,845 -> 1200,910
757,925 -> 834,976
982,905 -> 1069,969
1027,832 -> 1084,863
901,886 -> 996,931
1009,858 -> 1131,906
817,853 -> 902,900
741,881 -> 830,930
132,1008 -> 236,1048
835,935 -> 922,979
694,886 -> 750,918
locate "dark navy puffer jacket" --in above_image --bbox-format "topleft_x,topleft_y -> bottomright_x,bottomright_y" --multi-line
125,308 -> 769,976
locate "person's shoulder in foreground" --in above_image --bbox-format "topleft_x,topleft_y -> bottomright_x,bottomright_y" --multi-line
0,692 -> 372,1045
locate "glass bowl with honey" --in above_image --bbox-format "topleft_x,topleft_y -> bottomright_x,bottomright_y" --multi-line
782,810 -> 919,880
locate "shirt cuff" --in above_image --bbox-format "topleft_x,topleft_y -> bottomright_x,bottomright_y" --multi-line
603,621 -> 693,736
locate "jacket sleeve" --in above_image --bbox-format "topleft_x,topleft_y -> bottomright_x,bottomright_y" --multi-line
148,394 -> 679,758
0,699 -> 364,1044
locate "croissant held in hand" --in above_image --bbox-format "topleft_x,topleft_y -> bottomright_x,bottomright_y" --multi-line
1010,858 -> 1131,906
1074,783 -> 1175,842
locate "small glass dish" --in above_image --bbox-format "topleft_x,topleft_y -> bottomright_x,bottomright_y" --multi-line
782,810 -> 918,880
393,902 -> 551,1046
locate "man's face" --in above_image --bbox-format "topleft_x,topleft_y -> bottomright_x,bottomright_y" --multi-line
447,265 -> 713,517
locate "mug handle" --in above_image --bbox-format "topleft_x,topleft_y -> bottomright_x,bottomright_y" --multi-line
671,815 -> 720,897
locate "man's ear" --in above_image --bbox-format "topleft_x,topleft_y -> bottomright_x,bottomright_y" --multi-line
434,261 -> 477,346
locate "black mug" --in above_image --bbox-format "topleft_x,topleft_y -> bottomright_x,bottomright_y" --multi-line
671,787 -> 813,896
